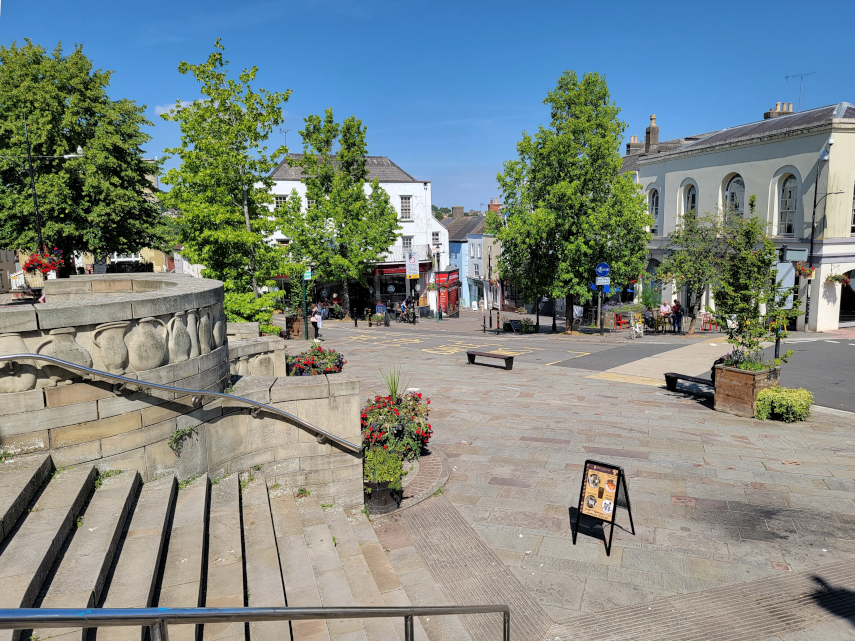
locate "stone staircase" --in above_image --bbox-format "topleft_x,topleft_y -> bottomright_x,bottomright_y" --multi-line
0,454 -> 430,641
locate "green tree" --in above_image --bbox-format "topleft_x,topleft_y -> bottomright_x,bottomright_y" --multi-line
275,109 -> 400,317
657,208 -> 735,334
491,71 -> 651,328
0,40 -> 164,263
160,39 -> 291,308
712,199 -> 800,366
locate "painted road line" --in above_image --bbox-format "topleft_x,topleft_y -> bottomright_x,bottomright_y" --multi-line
567,351 -> 590,358
545,361 -> 562,366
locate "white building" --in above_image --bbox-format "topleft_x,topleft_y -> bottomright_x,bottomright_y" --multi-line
624,103 -> 855,331
269,155 -> 448,308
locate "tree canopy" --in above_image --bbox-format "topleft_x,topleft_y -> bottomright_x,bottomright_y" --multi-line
0,40 -> 164,260
490,71 -> 651,322
274,108 -> 400,315
160,39 -> 291,300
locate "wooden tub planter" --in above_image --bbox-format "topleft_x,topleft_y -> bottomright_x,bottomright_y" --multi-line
364,481 -> 402,514
713,365 -> 780,418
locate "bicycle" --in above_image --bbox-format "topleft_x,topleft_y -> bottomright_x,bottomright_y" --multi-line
396,307 -> 416,324
629,313 -> 644,339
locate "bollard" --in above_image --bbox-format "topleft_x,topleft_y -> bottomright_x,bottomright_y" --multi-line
483,316 -> 487,333
496,309 -> 500,336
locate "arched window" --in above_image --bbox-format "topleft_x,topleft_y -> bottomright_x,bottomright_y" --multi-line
725,176 -> 745,217
649,189 -> 659,235
685,185 -> 697,217
779,176 -> 797,236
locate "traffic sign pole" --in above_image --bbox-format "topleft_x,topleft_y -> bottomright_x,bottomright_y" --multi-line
302,278 -> 308,340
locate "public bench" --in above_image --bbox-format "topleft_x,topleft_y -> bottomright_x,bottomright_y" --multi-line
466,351 -> 514,370
664,372 -> 714,392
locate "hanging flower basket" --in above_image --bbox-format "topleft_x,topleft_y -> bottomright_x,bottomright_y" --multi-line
23,248 -> 64,275
794,262 -> 814,280
825,273 -> 851,287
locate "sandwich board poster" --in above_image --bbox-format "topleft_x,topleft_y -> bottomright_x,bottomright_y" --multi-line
572,459 -> 635,556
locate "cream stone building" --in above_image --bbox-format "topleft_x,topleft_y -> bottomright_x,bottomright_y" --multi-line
623,102 -> 855,331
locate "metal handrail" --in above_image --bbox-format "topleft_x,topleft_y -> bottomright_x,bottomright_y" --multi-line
0,606 -> 511,641
0,354 -> 360,454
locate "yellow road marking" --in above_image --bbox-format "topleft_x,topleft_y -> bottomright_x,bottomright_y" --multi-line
545,360 -> 562,366
567,351 -> 590,357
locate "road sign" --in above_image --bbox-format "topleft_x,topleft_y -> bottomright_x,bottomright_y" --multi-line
596,276 -> 610,286
303,268 -> 312,281
595,262 -> 610,277
406,252 -> 419,279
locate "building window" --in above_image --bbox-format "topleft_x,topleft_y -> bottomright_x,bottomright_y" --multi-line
851,181 -> 855,235
779,176 -> 797,236
274,195 -> 288,209
648,189 -> 659,235
400,196 -> 412,221
276,238 -> 290,246
684,185 -> 697,217
432,231 -> 440,245
725,175 -> 745,217
307,199 -> 316,209
474,263 -> 480,276
469,244 -> 474,258
402,236 -> 413,252
477,244 -> 482,259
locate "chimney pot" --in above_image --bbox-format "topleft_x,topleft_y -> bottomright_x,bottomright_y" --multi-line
789,102 -> 793,112
650,114 -> 656,125
775,102 -> 781,111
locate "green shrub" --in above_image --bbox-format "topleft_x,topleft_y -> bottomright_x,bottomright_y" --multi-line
361,391 -> 431,460
371,313 -> 385,324
519,317 -> 536,334
287,344 -> 346,376
363,447 -> 405,493
755,387 -> 813,422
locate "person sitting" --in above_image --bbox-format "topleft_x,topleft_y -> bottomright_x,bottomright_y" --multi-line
659,301 -> 672,316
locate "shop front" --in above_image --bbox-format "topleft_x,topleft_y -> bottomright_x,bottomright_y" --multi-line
436,268 -> 460,316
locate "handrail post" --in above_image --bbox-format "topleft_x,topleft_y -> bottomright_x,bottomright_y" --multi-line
404,615 -> 414,641
503,610 -> 510,641
152,619 -> 169,641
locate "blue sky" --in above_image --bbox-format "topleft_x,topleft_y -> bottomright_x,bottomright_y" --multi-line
2,0 -> 854,210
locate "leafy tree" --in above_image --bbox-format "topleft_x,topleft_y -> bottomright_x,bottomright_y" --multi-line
656,208 -> 735,333
0,40 -> 164,263
491,71 -> 651,329
275,109 -> 400,317
160,39 -> 291,310
711,199 -> 800,367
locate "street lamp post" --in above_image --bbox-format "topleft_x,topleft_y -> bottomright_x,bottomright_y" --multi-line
804,140 -> 842,331
0,117 -> 83,253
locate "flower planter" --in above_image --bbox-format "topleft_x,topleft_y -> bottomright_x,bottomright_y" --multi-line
714,364 -> 780,418
364,481 -> 402,514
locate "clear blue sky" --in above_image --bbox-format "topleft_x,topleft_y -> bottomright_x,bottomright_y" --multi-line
2,0 -> 854,210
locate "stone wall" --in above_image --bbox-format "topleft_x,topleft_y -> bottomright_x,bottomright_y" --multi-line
229,336 -> 287,377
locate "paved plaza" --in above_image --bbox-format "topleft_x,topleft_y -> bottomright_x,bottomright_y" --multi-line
305,317 -> 855,640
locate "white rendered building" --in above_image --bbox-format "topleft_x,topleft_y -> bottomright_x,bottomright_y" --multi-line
623,103 -> 855,331
269,155 -> 448,307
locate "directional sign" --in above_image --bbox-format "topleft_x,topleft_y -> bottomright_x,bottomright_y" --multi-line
596,276 -> 610,286
406,252 -> 419,279
303,268 -> 312,281
595,263 -> 610,277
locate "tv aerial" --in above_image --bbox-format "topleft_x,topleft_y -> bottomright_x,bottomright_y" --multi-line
785,72 -> 816,112
279,128 -> 291,145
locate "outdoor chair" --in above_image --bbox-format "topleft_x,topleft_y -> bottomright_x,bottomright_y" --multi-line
701,313 -> 719,331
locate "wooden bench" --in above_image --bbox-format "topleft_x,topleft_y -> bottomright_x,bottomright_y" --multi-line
466,351 -> 514,370
664,372 -> 714,392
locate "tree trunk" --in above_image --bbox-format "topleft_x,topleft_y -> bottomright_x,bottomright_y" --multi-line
688,288 -> 700,335
535,296 -> 540,328
241,178 -> 258,298
342,279 -> 351,320
566,293 -> 574,333
552,297 -> 557,332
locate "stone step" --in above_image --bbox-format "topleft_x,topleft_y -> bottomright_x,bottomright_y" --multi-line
157,475 -> 208,641
346,510 -> 429,641
326,507 -> 401,641
297,496 -> 367,641
204,475 -> 244,641
100,475 -> 177,641
0,454 -> 52,545
39,470 -> 141,641
0,464 -> 96,641
241,478 -> 289,641
269,487 -> 331,641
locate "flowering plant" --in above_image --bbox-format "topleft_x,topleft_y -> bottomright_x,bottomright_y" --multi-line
425,282 -> 437,291
794,262 -> 814,279
361,392 -> 432,460
287,344 -> 346,376
23,248 -> 64,275
825,273 -> 851,287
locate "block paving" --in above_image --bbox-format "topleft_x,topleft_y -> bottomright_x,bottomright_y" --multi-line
322,325 -> 855,639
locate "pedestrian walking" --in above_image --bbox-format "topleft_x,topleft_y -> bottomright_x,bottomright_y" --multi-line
672,300 -> 684,334
310,303 -> 321,340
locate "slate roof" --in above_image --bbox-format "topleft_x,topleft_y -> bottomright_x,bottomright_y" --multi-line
676,103 -> 855,153
446,215 -> 486,242
269,154 -> 419,182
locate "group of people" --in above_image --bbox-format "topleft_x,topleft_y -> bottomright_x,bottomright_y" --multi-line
658,299 -> 684,334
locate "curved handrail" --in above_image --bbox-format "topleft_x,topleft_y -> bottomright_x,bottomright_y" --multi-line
0,354 -> 360,454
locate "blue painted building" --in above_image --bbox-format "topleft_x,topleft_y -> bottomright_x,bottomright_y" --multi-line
445,215 -> 485,309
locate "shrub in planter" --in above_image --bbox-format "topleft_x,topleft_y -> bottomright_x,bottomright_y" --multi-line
287,344 -> 346,376
361,392 -> 432,460
363,446 -> 406,493
755,387 -> 813,422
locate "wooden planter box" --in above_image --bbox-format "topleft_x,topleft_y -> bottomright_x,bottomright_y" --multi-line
714,365 -> 780,418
